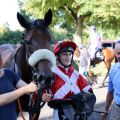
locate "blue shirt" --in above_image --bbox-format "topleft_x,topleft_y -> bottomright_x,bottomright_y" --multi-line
108,62 -> 120,105
0,68 -> 20,120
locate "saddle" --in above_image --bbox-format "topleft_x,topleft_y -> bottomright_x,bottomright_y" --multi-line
90,49 -> 104,67
95,49 -> 104,61
48,92 -> 96,120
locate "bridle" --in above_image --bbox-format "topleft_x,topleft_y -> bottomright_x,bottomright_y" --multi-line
28,69 -> 46,120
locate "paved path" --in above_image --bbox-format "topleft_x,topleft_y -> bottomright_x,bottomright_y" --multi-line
17,77 -> 108,120
88,86 -> 107,120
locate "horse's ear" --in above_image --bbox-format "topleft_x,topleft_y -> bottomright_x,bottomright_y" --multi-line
44,9 -> 52,27
17,12 -> 30,29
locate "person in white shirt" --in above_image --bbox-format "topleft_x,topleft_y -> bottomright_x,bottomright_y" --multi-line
88,26 -> 103,68
88,26 -> 102,59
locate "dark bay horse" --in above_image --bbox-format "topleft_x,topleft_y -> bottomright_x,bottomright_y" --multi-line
74,47 -> 115,86
1,9 -> 56,120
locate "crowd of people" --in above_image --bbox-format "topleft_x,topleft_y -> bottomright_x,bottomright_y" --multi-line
0,25 -> 120,120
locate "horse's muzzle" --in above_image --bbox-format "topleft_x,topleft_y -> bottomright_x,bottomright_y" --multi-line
36,72 -> 54,90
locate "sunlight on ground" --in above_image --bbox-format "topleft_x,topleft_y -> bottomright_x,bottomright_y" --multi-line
17,104 -> 53,120
89,60 -> 115,77
90,62 -> 107,76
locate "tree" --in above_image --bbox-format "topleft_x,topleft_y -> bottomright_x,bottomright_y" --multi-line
0,24 -> 22,44
18,0 -> 120,43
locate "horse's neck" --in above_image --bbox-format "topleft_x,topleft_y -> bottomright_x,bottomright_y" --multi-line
16,45 -> 32,81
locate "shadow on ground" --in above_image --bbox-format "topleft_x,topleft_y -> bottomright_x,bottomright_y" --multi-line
40,116 -> 53,120
88,100 -> 110,120
39,101 -> 107,120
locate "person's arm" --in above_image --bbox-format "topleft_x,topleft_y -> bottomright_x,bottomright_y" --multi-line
16,79 -> 28,88
0,82 -> 37,106
101,91 -> 113,120
104,91 -> 113,112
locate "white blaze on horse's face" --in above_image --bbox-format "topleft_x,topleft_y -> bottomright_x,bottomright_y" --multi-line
59,52 -> 73,66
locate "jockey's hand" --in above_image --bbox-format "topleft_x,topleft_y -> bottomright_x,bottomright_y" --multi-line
42,92 -> 52,102
101,112 -> 108,120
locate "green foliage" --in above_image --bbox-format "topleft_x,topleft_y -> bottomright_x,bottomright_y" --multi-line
72,60 -> 79,71
0,24 -> 22,44
51,27 -> 75,44
18,0 -> 120,43
0,30 -> 22,44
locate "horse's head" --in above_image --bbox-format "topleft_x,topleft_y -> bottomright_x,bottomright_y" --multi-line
17,9 -> 55,89
28,49 -> 56,90
17,9 -> 52,51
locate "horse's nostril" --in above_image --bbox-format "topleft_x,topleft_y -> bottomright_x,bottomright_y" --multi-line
39,73 -> 44,80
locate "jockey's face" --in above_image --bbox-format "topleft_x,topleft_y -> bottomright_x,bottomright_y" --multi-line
115,51 -> 120,62
59,52 -> 73,66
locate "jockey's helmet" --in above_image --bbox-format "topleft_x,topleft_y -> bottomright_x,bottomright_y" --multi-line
53,41 -> 77,56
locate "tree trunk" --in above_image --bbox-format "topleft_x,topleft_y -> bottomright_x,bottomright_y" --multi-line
73,16 -> 84,44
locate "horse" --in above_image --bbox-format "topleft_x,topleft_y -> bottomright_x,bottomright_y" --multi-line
74,46 -> 115,86
2,9 -> 56,120
0,44 -> 19,67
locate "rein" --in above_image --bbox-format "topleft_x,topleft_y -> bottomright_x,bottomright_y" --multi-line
28,67 -> 46,120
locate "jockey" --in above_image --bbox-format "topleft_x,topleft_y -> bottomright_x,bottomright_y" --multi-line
88,26 -> 102,59
88,26 -> 103,68
42,40 -> 95,119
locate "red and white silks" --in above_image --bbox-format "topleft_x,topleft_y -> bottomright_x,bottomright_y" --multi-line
51,66 -> 92,99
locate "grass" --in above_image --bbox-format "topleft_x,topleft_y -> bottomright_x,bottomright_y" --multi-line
90,62 -> 107,76
73,60 -> 116,77
90,60 -> 116,77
